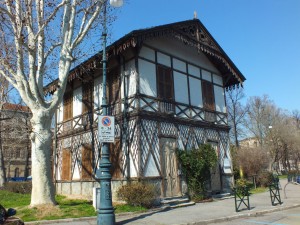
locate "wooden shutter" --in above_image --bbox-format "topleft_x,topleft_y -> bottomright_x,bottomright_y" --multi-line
109,139 -> 122,179
61,148 -> 71,180
202,80 -> 215,111
63,93 -> 73,120
157,65 -> 174,100
81,144 -> 93,180
82,82 -> 93,114
108,68 -> 120,104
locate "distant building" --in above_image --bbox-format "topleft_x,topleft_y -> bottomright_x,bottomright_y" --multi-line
0,103 -> 31,179
239,137 -> 260,148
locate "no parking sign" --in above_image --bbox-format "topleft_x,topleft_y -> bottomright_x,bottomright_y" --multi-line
98,116 -> 115,143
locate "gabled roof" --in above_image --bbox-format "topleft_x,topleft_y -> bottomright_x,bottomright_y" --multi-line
45,19 -> 245,94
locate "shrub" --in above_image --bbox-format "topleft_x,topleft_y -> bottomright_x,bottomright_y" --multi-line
117,182 -> 158,208
3,182 -> 32,194
235,178 -> 252,188
256,171 -> 273,187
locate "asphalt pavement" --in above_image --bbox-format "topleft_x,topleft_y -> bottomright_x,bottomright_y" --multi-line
26,179 -> 300,225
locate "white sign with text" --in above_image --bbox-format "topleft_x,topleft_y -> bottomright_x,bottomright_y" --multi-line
98,116 -> 115,143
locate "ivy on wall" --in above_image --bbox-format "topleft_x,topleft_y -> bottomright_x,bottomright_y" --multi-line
177,144 -> 217,200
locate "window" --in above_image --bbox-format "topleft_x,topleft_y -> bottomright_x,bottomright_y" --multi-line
63,93 -> 73,120
61,148 -> 71,180
108,68 -> 121,114
63,92 -> 73,130
14,168 -> 20,177
81,144 -> 93,180
202,80 -> 215,111
157,65 -> 174,113
202,80 -> 216,122
157,65 -> 174,100
82,82 -> 93,114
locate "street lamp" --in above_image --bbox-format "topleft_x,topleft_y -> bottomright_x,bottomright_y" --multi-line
98,1 -> 123,225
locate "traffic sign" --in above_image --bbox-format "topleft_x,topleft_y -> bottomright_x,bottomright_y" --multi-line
98,116 -> 115,143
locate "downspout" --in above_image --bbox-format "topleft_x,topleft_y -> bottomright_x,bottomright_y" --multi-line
121,57 -> 130,180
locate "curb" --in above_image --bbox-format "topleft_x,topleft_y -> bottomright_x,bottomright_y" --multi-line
175,203 -> 300,225
25,203 -> 300,225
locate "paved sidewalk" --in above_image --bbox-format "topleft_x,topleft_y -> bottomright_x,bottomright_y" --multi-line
26,179 -> 300,225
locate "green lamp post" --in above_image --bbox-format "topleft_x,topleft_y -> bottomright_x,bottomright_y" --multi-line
98,1 -> 123,225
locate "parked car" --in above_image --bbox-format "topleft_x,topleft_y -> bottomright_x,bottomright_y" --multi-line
8,176 -> 32,182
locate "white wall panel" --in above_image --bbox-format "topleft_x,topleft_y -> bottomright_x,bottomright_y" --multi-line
189,77 -> 203,107
145,37 -> 220,74
73,160 -> 80,180
130,154 -> 137,177
144,154 -> 159,176
57,102 -> 63,123
126,60 -> 137,96
174,71 -> 189,104
214,85 -> 226,113
139,59 -> 157,97
93,76 -> 103,110
73,87 -> 82,117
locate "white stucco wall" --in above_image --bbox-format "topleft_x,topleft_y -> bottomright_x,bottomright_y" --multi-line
144,154 -> 159,176
57,102 -> 63,123
145,37 -> 220,74
93,76 -> 103,110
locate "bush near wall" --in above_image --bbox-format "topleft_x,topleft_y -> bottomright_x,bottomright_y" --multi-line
176,144 -> 217,201
3,182 -> 32,194
117,182 -> 159,208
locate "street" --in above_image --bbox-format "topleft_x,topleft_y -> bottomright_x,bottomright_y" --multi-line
210,207 -> 300,225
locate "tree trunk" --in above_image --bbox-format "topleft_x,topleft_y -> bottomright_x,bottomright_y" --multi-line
30,111 -> 56,206
0,144 -> 5,187
0,115 -> 6,187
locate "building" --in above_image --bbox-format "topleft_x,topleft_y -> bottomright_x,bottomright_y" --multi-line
0,103 -> 31,180
45,19 -> 245,199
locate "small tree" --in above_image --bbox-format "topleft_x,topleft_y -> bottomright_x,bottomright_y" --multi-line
237,146 -> 269,178
177,144 -> 217,200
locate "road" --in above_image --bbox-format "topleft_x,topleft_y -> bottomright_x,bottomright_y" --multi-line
210,207 -> 300,225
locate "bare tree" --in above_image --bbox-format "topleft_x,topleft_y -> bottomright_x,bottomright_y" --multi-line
0,75 -> 11,187
226,87 -> 247,147
237,146 -> 269,178
267,111 -> 300,172
0,1 -> 116,206
244,95 -> 275,148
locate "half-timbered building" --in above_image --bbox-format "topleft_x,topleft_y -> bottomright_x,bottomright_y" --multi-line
45,19 -> 245,200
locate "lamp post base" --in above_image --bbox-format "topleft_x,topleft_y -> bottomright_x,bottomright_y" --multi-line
97,209 -> 115,225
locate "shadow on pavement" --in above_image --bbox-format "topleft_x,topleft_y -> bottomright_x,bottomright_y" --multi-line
116,207 -> 171,225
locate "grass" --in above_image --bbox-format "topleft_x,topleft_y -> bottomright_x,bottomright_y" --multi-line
0,190 -> 147,222
249,186 -> 268,194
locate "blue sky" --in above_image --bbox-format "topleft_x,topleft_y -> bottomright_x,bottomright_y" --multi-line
109,0 -> 300,112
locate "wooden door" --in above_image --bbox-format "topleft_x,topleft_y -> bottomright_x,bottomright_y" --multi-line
209,142 -> 222,192
61,148 -> 71,180
161,138 -> 179,197
81,145 -> 93,180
